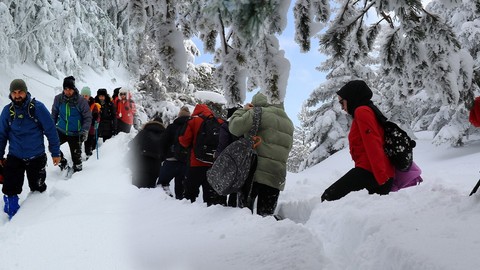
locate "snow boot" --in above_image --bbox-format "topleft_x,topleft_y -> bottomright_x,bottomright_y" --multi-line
162,185 -> 174,197
3,195 -> 20,219
59,158 -> 68,171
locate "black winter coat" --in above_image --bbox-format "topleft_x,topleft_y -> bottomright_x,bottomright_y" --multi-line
159,116 -> 190,161
95,96 -> 117,137
129,121 -> 166,160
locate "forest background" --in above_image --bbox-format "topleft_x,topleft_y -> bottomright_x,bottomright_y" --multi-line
0,0 -> 478,172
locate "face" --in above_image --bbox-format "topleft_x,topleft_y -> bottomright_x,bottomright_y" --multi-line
83,95 -> 90,100
119,92 -> 127,99
63,87 -> 75,98
98,95 -> 105,101
338,95 -> 347,112
11,90 -> 27,105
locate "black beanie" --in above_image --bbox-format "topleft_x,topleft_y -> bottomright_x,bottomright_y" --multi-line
10,79 -> 28,93
97,88 -> 108,96
63,76 -> 76,90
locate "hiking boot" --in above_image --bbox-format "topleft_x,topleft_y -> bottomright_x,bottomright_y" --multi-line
73,164 -> 83,172
3,195 -> 20,219
59,158 -> 68,171
162,185 -> 174,197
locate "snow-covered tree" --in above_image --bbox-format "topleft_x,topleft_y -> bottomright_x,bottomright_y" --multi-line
288,107 -> 312,172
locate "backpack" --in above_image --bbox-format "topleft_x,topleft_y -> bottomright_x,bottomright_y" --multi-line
171,119 -> 190,162
194,115 -> 221,164
368,105 -> 416,172
391,161 -> 423,192
207,107 -> 262,196
469,97 -> 480,127
8,98 -> 38,126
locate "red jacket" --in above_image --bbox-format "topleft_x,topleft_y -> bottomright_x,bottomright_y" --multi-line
116,97 -> 136,125
179,104 -> 223,167
469,97 -> 480,127
349,106 -> 394,185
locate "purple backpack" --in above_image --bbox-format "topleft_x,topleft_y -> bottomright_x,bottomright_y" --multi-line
391,161 -> 423,192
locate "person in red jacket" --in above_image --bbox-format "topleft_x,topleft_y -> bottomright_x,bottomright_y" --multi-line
179,104 -> 226,206
115,88 -> 136,134
321,80 -> 394,201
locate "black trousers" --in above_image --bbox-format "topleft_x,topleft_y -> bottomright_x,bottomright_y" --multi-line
132,156 -> 162,188
117,120 -> 132,134
322,167 -> 392,201
157,160 -> 186,199
242,182 -> 280,217
84,134 -> 97,156
58,131 -> 83,170
2,154 -> 47,196
183,166 -> 226,206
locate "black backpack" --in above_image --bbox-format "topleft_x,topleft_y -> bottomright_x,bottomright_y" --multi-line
368,105 -> 416,171
171,119 -> 190,162
207,107 -> 262,195
194,115 -> 221,164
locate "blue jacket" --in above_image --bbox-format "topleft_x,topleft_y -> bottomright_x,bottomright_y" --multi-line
0,93 -> 61,159
51,90 -> 92,136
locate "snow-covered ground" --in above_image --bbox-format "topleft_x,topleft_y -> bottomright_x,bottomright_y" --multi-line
0,64 -> 479,269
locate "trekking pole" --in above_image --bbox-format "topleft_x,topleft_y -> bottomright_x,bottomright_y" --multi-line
469,172 -> 480,196
95,122 -> 99,160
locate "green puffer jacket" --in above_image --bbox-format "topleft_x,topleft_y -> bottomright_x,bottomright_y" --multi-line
229,92 -> 294,191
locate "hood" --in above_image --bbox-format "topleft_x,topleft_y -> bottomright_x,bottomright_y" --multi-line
251,92 -> 285,110
192,104 -> 214,118
336,80 -> 373,117
173,115 -> 190,125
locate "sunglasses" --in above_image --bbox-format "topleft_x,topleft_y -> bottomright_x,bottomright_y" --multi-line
120,93 -> 126,96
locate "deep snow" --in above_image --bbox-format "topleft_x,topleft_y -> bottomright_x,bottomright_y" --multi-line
0,65 -> 479,270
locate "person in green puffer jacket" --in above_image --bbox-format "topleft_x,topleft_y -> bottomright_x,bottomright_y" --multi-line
229,92 -> 294,217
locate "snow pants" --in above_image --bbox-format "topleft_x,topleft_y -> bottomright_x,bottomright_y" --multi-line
132,156 -> 162,188
58,131 -> 83,172
157,160 -> 186,199
321,167 -> 392,201
183,166 -> 226,206
2,154 -> 47,196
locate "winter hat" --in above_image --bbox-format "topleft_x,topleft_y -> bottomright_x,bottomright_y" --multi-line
336,80 -> 373,117
178,106 -> 191,117
97,88 -> 108,96
119,87 -> 128,94
80,86 -> 91,96
10,79 -> 28,93
63,76 -> 76,90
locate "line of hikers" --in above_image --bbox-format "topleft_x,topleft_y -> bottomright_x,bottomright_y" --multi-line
129,92 -> 295,218
1,76 -> 137,219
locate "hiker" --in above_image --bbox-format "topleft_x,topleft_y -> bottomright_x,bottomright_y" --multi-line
321,80 -> 394,202
81,87 -> 101,158
129,115 -> 166,188
95,88 -> 116,142
112,87 -> 120,103
115,88 -> 136,134
51,76 -> 92,174
179,104 -> 226,206
229,92 -> 294,217
0,79 -> 61,219
157,106 -> 191,199
216,106 -> 242,207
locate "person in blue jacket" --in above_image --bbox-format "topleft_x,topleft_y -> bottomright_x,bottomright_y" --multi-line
51,76 -> 92,173
0,79 -> 61,219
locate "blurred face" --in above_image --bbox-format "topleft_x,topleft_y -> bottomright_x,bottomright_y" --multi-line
11,90 -> 27,105
338,95 -> 347,112
98,95 -> 105,101
63,87 -> 75,98
119,92 -> 126,99
83,94 -> 90,100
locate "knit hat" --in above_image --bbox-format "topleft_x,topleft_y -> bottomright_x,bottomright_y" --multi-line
63,76 -> 76,90
97,88 -> 108,96
80,86 -> 91,96
178,106 -> 191,117
119,87 -> 128,94
10,79 -> 28,93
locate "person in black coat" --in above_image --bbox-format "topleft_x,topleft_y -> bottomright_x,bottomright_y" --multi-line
129,116 -> 166,188
157,106 -> 191,199
95,88 -> 117,142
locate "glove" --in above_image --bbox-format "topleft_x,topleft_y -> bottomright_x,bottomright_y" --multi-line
80,131 -> 88,142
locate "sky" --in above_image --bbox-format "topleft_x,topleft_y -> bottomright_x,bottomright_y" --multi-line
193,2 -> 326,126
1,63 -> 480,270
